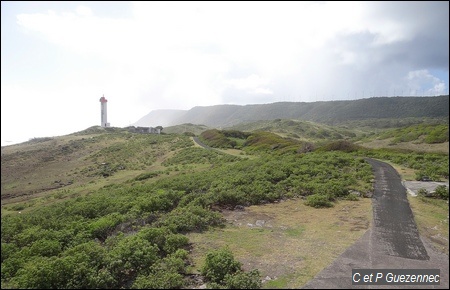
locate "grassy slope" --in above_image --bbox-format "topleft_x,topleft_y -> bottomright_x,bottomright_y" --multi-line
227,119 -> 358,142
163,123 -> 210,135
1,128 -> 192,214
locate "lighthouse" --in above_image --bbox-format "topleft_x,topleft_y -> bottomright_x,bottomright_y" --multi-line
100,95 -> 110,127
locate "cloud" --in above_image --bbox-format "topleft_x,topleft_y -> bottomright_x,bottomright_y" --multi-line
224,74 -> 273,95
405,70 -> 447,96
14,2 -> 448,104
75,6 -> 93,17
4,0 -> 448,139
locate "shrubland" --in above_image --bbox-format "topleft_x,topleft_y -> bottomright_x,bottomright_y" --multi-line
1,124 -> 448,288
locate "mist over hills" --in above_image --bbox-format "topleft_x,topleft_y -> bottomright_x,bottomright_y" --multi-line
133,95 -> 449,128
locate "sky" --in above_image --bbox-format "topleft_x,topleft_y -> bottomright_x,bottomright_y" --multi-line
1,1 -> 449,146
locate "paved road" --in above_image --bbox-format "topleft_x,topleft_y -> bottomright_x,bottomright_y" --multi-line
192,137 -> 211,149
303,158 -> 449,289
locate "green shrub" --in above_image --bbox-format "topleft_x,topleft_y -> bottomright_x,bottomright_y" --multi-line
305,194 -> 334,208
223,269 -> 262,289
133,172 -> 159,181
10,204 -> 26,211
108,235 -> 159,279
163,234 -> 189,255
132,271 -> 184,289
201,247 -> 242,284
417,188 -> 429,197
316,140 -> 362,152
200,130 -> 237,148
346,193 -> 359,201
157,205 -> 223,233
89,213 -> 123,241
29,239 -> 62,257
415,172 -> 425,181
131,250 -> 189,289
434,185 -> 449,200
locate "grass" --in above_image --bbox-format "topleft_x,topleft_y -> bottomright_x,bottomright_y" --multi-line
1,133 -> 190,216
187,198 -> 372,288
384,161 -> 418,181
408,195 -> 449,255
359,139 -> 449,154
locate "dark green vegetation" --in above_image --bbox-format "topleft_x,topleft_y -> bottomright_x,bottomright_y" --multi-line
201,247 -> 262,289
362,148 -> 449,181
376,123 -> 449,144
417,185 -> 449,200
2,109 -> 449,289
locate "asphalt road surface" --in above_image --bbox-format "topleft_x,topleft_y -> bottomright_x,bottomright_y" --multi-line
192,137 -> 210,149
303,158 -> 449,289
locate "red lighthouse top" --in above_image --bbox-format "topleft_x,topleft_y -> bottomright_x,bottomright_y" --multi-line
100,95 -> 107,103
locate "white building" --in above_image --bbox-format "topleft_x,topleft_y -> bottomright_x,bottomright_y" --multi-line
100,95 -> 110,127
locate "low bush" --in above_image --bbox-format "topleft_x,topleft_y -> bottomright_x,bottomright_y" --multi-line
433,185 -> 449,200
201,247 -> 242,284
201,247 -> 261,289
224,269 -> 262,289
305,194 -> 334,208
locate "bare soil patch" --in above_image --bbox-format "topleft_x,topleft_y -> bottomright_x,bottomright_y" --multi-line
187,198 -> 372,288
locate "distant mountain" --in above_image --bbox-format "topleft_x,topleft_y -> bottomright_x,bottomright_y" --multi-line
133,109 -> 186,127
133,96 -> 449,128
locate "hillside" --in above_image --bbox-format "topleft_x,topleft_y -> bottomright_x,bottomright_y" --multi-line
162,123 -> 211,136
356,123 -> 449,154
1,124 -> 448,289
134,95 -> 449,128
227,119 -> 357,142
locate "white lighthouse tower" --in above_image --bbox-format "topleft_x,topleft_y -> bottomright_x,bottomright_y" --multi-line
100,95 -> 110,127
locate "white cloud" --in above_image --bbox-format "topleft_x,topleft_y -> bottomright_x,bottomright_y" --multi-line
224,74 -> 272,95
405,69 -> 447,96
2,1 -> 448,145
76,6 -> 93,17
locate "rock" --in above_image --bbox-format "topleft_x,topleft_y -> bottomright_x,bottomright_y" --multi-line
363,191 -> 373,198
234,205 -> 245,211
255,220 -> 265,227
262,276 -> 274,283
349,190 -> 361,197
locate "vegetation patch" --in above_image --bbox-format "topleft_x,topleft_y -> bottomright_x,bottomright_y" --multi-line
188,198 -> 372,288
408,195 -> 449,255
201,247 -> 262,289
316,140 -> 363,153
243,131 -> 301,153
360,148 -> 449,181
377,123 -> 449,144
162,147 -> 241,166
2,117 -> 449,289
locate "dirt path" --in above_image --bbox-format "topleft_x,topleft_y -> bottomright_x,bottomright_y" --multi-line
303,158 -> 449,289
